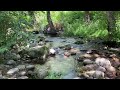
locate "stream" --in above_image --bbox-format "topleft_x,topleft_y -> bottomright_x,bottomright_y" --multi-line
0,32 -> 120,79
37,34 -> 81,79
36,33 -> 104,79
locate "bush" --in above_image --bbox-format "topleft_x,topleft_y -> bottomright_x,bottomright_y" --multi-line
0,11 -> 34,53
57,11 -> 108,39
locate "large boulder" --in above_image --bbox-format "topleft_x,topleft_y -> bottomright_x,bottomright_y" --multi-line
95,57 -> 111,68
19,45 -> 50,64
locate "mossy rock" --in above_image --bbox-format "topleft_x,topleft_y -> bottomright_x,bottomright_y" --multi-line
19,45 -> 50,64
24,45 -> 49,58
34,64 -> 50,79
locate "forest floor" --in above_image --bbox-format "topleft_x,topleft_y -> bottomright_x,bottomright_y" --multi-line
0,32 -> 120,79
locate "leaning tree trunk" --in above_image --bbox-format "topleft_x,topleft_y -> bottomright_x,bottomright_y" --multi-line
47,11 -> 55,30
106,11 -> 116,40
84,11 -> 91,23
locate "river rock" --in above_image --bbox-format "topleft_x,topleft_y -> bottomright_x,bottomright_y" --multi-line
7,68 -> 19,75
73,77 -> 81,79
93,54 -> 100,58
109,54 -> 116,58
8,77 -> 17,79
82,54 -> 92,58
27,70 -> 34,76
38,41 -> 45,46
69,48 -> 80,55
83,59 -> 94,65
6,60 -> 16,65
83,64 -> 98,71
34,65 -> 49,79
106,66 -> 116,74
23,45 -> 48,56
64,52 -> 71,57
105,77 -> 110,79
0,65 -> 11,74
83,70 -> 104,79
49,48 -> 56,55
83,71 -> 95,78
16,65 -> 26,71
26,65 -> 35,70
112,61 -> 120,68
24,45 -> 49,64
105,71 -> 116,78
97,66 -> 106,72
93,70 -> 105,79
18,76 -> 28,79
88,77 -> 94,79
19,71 -> 26,76
95,58 -> 111,68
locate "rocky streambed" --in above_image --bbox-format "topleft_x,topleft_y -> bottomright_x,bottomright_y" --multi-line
0,33 -> 120,79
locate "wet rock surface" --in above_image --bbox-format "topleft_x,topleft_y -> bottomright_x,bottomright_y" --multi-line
7,68 -> 19,75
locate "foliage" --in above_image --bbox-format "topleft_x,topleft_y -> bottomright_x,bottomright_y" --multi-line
0,11 -> 34,53
1,11 -> 120,53
57,11 -> 108,39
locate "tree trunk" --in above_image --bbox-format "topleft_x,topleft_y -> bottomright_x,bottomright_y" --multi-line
85,11 -> 91,23
47,11 -> 55,30
28,11 -> 36,27
106,11 -> 116,40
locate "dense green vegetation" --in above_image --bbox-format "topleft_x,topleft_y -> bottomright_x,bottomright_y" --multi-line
0,11 -> 120,53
